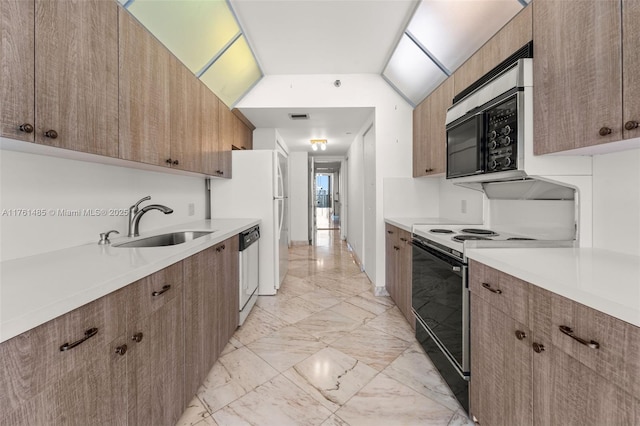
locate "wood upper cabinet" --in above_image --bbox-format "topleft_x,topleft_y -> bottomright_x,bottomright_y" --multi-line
622,0 -> 640,140
119,9 -> 171,167
1,0 -> 118,155
413,78 -> 453,177
469,260 -> 640,425
1,0 -> 35,142
35,0 -> 118,156
217,100 -> 235,178
170,58 -> 203,173
201,84 -> 221,176
384,224 -> 414,329
234,116 -> 253,151
0,286 -> 129,425
183,237 -> 239,403
533,0 -> 625,153
126,262 -> 184,426
454,5 -> 532,97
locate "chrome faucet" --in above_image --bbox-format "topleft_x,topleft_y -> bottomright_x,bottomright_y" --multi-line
128,196 -> 174,237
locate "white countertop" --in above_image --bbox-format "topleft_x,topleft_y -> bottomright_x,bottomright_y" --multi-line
0,218 -> 259,343
385,217 -> 481,233
466,247 -> 640,327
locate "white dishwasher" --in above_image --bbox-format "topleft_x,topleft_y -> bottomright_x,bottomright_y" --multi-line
238,225 -> 260,326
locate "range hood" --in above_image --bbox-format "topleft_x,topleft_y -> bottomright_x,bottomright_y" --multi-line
453,173 -> 576,200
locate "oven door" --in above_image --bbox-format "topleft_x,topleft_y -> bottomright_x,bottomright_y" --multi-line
446,112 -> 484,179
411,239 -> 469,376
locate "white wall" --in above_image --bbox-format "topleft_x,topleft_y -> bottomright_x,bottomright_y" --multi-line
437,178 -> 484,223
592,148 -> 640,256
237,74 -> 414,289
382,177 -> 440,219
289,151 -> 309,244
0,149 -> 206,261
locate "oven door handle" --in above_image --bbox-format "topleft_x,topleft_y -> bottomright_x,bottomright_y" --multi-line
410,240 -> 465,271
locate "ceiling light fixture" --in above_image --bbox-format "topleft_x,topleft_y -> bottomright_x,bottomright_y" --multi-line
310,139 -> 327,151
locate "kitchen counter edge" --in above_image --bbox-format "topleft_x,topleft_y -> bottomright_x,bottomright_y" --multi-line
0,218 -> 260,343
465,247 -> 640,328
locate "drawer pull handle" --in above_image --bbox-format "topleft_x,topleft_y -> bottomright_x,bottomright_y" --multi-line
131,332 -> 144,343
559,325 -> 600,349
515,330 -> 527,340
481,282 -> 502,294
115,344 -> 128,356
151,284 -> 171,297
60,327 -> 98,351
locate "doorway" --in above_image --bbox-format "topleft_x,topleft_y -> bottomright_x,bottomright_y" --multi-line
310,160 -> 343,244
315,173 -> 339,230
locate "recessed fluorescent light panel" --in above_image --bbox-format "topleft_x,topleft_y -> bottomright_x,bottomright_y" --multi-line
200,35 -> 262,108
383,34 -> 447,105
125,0 -> 262,107
407,1 -> 524,72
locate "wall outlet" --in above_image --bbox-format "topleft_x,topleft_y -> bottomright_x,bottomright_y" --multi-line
188,203 -> 195,216
461,199 -> 467,214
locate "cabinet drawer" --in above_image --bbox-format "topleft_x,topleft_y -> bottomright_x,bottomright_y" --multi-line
469,260 -> 529,325
532,288 -> 640,399
0,286 -> 129,411
127,261 -> 183,325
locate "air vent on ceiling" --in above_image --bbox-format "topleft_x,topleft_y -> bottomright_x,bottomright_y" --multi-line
289,113 -> 309,120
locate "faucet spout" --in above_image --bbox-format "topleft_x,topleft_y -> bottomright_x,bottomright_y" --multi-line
127,197 -> 173,237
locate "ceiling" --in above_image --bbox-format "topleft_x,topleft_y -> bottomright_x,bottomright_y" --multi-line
121,0 -> 529,157
240,107 -> 374,155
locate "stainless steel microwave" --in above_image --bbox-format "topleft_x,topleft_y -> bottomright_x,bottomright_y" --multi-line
445,59 -> 531,182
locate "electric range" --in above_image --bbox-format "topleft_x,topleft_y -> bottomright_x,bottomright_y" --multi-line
412,224 -> 575,262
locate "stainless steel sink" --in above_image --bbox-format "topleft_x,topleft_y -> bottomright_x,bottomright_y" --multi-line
114,231 -> 215,248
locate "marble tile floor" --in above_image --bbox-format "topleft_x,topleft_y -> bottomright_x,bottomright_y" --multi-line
177,230 -> 473,426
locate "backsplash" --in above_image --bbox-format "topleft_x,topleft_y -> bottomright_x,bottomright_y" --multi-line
592,148 -> 640,256
0,148 -> 206,261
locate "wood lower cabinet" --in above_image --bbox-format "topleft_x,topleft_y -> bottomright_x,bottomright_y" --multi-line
184,236 -> 239,402
384,224 -> 414,329
125,262 -> 184,426
470,294 -> 533,426
0,285 -> 130,425
469,260 -> 640,426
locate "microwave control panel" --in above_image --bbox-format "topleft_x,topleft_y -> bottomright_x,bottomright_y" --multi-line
485,96 -> 518,172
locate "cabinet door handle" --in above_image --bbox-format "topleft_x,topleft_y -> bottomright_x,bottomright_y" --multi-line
598,127 -> 612,136
172,160 -> 179,166
215,244 -> 226,253
115,344 -> 128,356
481,282 -> 502,294
425,168 -> 433,173
400,237 -> 408,242
559,325 -> 600,349
131,332 -> 144,343
515,330 -> 527,340
43,129 -> 58,139
625,120 -> 639,131
60,327 -> 98,351
393,245 -> 400,251
532,342 -> 545,353
151,284 -> 171,297
19,123 -> 34,133
387,230 -> 394,234
166,158 -> 173,165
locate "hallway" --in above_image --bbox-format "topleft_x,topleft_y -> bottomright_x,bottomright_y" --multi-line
177,231 -> 471,426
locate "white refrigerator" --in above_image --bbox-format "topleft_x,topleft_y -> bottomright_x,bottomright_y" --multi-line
210,150 -> 288,295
